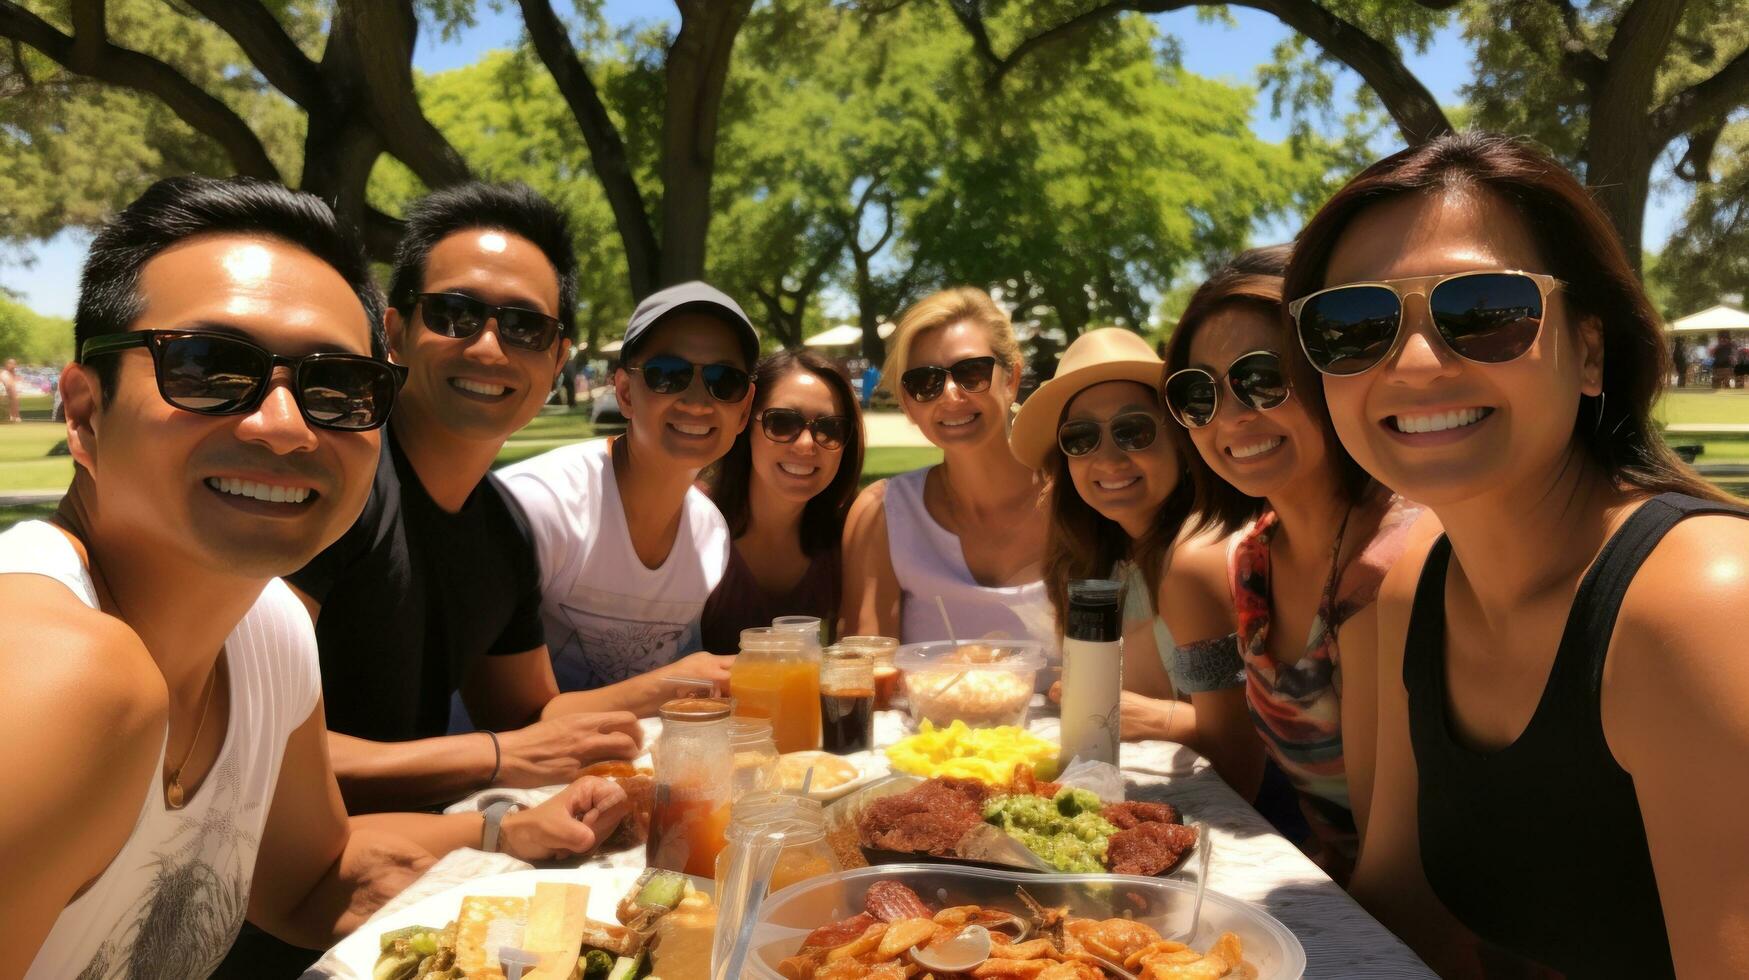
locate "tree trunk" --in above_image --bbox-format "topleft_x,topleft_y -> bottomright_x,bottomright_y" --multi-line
853,249 -> 885,364
659,0 -> 754,286
1583,131 -> 1651,275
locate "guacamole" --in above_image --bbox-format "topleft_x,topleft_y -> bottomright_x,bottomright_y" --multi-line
982,786 -> 1117,873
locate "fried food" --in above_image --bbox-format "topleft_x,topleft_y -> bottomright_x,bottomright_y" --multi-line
864,880 -> 936,922
779,884 -> 1254,980
1105,822 -> 1199,877
857,778 -> 989,855
1102,800 -> 1179,829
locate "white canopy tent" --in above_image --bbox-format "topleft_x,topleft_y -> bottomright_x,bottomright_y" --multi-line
1667,305 -> 1749,333
803,322 -> 895,348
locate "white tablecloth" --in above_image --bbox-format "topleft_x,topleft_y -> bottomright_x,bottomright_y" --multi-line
308,711 -> 1433,979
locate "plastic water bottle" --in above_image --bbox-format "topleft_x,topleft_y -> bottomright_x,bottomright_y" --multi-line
1059,579 -> 1122,767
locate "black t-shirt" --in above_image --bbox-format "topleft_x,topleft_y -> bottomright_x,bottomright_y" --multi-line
289,430 -> 546,742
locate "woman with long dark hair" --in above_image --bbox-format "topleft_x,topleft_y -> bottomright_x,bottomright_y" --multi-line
701,349 -> 864,651
1009,328 -> 1189,716
1287,132 -> 1747,977
1159,244 -> 1424,882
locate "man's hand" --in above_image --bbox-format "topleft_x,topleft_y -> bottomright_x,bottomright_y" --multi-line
495,711 -> 643,788
656,651 -> 734,695
499,776 -> 631,862
333,829 -> 436,928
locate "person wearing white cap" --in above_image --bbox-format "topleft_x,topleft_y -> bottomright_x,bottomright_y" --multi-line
498,281 -> 760,708
1010,327 -> 1258,783
839,287 -> 1053,646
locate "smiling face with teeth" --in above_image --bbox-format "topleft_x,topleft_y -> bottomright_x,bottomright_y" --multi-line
899,321 -> 1020,453
1181,306 -> 1333,500
750,368 -> 848,507
1059,381 -> 1179,538
65,234 -> 380,578
1314,187 -> 1604,505
388,229 -> 568,443
616,313 -> 753,469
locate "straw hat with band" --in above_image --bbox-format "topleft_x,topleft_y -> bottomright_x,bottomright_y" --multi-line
1010,327 -> 1165,470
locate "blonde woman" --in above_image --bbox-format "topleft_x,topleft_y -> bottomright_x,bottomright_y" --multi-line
839,287 -> 1052,645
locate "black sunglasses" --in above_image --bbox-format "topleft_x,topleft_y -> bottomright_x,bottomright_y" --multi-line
1162,350 -> 1289,428
635,354 -> 751,402
900,355 -> 998,402
1057,411 -> 1160,458
78,329 -> 406,431
416,292 -> 564,352
1289,270 -> 1561,377
756,408 -> 850,451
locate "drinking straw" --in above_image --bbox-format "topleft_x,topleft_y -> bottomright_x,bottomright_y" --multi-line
799,765 -> 815,796
934,596 -> 960,646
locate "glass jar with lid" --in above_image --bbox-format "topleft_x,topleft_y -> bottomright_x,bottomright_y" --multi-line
727,716 -> 781,799
646,697 -> 733,878
729,626 -> 821,753
837,635 -> 901,710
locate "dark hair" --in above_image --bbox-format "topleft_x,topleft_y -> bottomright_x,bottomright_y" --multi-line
708,349 -> 865,554
387,181 -> 578,341
75,176 -> 386,396
1281,132 -> 1733,504
1159,245 -> 1321,538
1042,388 -> 1191,632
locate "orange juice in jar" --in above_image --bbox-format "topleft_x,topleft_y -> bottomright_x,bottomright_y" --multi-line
730,627 -> 821,753
646,698 -> 734,878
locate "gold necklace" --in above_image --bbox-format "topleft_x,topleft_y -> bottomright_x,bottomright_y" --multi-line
165,661 -> 221,810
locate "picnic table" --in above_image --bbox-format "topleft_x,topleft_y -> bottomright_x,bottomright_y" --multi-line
308,710 -> 1434,979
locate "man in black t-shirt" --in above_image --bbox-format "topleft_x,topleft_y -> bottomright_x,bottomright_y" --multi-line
288,183 -> 714,813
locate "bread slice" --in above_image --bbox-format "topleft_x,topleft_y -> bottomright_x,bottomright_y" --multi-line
523,882 -> 591,979
453,895 -> 530,979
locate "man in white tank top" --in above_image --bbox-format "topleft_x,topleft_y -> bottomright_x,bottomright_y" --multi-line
0,178 -> 632,979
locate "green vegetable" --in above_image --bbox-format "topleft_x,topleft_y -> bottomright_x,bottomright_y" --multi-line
580,948 -> 616,978
371,950 -> 420,980
983,788 -> 1120,873
604,953 -> 643,980
632,871 -> 688,911
378,925 -> 443,954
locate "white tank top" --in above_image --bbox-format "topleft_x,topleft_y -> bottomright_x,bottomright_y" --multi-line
883,467 -> 1055,646
0,522 -> 321,980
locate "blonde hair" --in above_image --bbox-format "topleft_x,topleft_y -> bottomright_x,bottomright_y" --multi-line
881,286 -> 1023,392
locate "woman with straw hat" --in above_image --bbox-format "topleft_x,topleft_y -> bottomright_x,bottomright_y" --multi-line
1012,328 -> 1258,782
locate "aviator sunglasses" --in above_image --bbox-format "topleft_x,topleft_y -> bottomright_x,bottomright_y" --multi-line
1057,412 -> 1160,457
635,354 -> 752,402
78,329 -> 406,431
1289,270 -> 1562,377
899,355 -> 997,402
756,408 -> 851,451
1162,350 -> 1289,428
416,292 -> 564,352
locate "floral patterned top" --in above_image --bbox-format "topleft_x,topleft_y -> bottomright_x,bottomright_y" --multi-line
1230,488 -> 1423,872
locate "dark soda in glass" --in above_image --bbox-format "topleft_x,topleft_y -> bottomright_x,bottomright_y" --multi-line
820,688 -> 874,753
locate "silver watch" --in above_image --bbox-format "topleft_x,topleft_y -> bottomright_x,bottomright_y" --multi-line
480,799 -> 524,853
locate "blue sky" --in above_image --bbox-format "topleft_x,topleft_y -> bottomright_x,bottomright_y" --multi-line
0,1 -> 1691,317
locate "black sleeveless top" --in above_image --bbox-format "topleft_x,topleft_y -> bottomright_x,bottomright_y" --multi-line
1404,492 -> 1747,978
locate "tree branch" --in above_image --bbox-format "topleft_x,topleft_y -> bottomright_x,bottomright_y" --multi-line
0,0 -> 281,179
517,0 -> 660,295
1650,42 -> 1749,146
333,1 -> 470,189
1673,117 -> 1726,182
1535,0 -> 1605,91
183,0 -> 325,110
945,0 -> 1452,144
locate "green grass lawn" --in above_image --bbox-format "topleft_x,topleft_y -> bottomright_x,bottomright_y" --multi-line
1656,391 -> 1749,425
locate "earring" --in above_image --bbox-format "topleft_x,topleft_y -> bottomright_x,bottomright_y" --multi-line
1591,391 -> 1607,437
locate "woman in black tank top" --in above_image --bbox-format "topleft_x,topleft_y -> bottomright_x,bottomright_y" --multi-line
1279,133 -> 1749,977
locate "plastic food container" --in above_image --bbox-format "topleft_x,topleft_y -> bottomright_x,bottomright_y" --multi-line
744,864 -> 1307,980
896,641 -> 1044,729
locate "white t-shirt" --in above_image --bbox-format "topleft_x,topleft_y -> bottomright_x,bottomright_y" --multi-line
884,466 -> 1055,646
499,438 -> 731,690
0,521 -> 320,980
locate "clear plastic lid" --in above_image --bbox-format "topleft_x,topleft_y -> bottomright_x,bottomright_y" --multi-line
894,640 -> 1046,674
